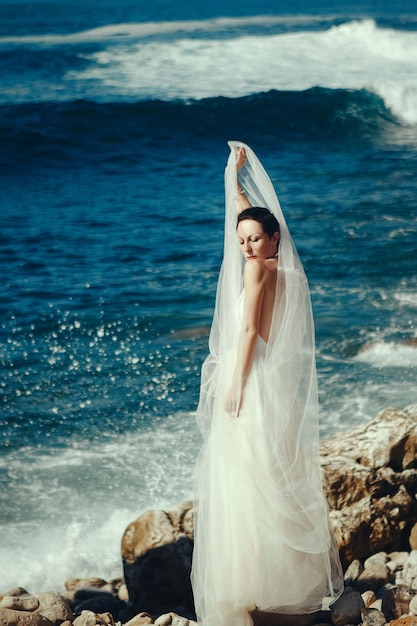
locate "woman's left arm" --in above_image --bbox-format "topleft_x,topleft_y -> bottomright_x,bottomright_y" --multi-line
235,147 -> 252,213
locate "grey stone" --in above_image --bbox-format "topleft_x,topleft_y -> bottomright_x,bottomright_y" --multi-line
330,590 -> 364,626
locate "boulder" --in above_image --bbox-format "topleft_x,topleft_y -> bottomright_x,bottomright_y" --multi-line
121,502 -> 194,617
330,589 -> 364,626
0,596 -> 40,612
320,406 -> 417,566
35,591 -> 73,623
381,585 -> 417,621
0,608 -> 53,626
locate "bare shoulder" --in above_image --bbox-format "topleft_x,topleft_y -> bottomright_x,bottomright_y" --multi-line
244,259 -> 268,284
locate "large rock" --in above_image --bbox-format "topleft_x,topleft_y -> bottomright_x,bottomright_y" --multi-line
330,589 -> 364,626
0,607 -> 53,626
0,592 -> 72,626
35,592 -> 73,623
0,596 -> 40,612
320,406 -> 417,566
121,501 -> 194,617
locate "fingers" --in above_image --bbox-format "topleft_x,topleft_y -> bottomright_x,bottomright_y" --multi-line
225,394 -> 242,418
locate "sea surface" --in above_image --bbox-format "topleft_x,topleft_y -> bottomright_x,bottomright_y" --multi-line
1,0 -> 417,594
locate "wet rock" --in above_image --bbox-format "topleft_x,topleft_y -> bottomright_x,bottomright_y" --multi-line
121,502 -> 194,617
330,589 -> 364,626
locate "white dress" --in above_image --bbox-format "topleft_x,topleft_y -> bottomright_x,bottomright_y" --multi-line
191,142 -> 343,626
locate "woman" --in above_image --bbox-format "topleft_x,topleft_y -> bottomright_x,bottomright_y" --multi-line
191,142 -> 343,626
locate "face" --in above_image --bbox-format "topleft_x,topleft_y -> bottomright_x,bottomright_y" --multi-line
237,219 -> 279,260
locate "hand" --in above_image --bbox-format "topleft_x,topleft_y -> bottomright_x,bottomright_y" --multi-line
235,147 -> 247,172
225,385 -> 243,417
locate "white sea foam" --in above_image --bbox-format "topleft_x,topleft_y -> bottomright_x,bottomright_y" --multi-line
0,411 -> 200,593
1,17 -> 416,123
394,291 -> 417,308
0,16 -> 417,124
355,340 -> 417,367
62,18 -> 417,123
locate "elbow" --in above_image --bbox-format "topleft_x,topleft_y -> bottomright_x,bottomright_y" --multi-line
244,326 -> 259,341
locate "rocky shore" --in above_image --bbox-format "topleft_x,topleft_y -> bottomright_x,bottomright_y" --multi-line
1,405 -> 416,626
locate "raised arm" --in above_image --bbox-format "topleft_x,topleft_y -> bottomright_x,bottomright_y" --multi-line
234,147 -> 252,213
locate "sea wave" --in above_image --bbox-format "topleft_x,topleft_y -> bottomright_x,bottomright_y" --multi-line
0,18 -> 416,123
355,340 -> 417,368
0,89 -> 398,171
0,15 -> 341,44
0,410 -> 198,592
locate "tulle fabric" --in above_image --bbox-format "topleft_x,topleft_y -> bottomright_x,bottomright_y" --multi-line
191,142 -> 343,626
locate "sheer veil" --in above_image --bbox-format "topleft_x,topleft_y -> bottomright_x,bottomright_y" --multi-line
192,141 -> 343,624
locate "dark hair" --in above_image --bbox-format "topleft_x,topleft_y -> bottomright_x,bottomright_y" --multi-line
237,207 -> 280,239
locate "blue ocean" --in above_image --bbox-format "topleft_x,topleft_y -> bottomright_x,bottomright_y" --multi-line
1,0 -> 416,593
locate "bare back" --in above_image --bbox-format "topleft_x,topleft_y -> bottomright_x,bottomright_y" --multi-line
243,256 -> 278,344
